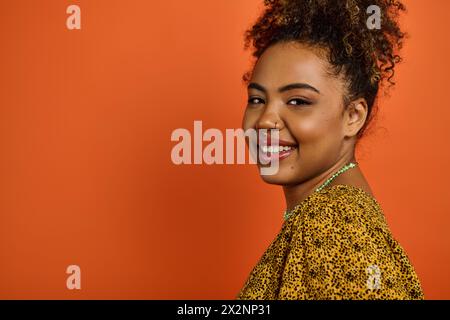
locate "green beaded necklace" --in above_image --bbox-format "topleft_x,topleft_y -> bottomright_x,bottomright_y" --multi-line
283,161 -> 358,221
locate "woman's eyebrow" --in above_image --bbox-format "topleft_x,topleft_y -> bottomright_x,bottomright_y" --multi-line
247,82 -> 321,94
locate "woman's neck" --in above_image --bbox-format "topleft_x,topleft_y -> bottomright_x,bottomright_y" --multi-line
282,156 -> 371,212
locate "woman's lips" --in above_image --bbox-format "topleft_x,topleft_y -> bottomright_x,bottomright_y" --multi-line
258,145 -> 298,164
259,135 -> 297,148
256,133 -> 298,164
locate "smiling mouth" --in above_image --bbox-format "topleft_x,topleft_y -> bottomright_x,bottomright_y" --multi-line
260,145 -> 295,153
255,133 -> 298,163
257,144 -> 298,163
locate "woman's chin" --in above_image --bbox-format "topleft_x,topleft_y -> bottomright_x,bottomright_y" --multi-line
258,168 -> 293,185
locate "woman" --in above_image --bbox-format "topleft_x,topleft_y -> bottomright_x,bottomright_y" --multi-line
237,0 -> 424,299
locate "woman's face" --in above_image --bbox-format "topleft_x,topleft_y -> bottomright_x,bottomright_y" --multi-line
242,41 -> 364,185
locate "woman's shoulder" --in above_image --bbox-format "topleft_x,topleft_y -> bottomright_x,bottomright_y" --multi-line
289,184 -> 388,229
315,184 -> 378,205
292,184 -> 380,209
282,184 -> 425,299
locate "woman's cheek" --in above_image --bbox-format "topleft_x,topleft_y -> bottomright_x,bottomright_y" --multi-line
291,109 -> 340,144
289,117 -> 324,145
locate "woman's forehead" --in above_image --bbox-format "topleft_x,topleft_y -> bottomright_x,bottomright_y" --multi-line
250,42 -> 334,88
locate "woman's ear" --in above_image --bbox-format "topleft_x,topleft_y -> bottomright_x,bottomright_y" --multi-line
343,98 -> 369,138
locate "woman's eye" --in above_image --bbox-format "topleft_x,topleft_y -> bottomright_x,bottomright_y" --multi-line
287,98 -> 311,106
247,97 -> 264,105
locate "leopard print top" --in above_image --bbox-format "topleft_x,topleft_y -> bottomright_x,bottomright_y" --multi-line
236,184 -> 424,300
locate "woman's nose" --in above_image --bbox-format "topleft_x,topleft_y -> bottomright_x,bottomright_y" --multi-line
256,113 -> 282,131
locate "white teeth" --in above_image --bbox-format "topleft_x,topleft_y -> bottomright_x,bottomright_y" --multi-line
260,145 -> 295,153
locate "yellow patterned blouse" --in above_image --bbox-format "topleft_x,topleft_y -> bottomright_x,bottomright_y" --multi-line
236,184 -> 424,300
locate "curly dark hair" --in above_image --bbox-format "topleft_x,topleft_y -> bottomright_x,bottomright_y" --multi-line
243,0 -> 406,140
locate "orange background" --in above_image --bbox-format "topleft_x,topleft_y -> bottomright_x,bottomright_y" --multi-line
0,0 -> 449,299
